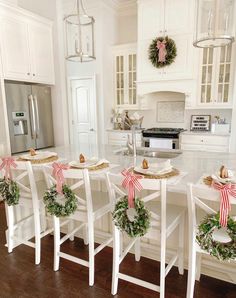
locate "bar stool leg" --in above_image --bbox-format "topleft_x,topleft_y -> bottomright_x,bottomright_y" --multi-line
7,206 -> 14,253
53,216 -> 60,271
111,225 -> 120,295
134,237 -> 141,261
88,220 -> 95,286
178,213 -> 185,275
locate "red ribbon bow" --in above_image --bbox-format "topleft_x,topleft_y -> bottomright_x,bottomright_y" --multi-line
212,181 -> 236,227
52,162 -> 69,194
0,157 -> 17,179
156,40 -> 167,63
121,169 -> 143,208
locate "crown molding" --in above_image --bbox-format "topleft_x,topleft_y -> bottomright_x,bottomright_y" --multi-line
61,0 -> 137,16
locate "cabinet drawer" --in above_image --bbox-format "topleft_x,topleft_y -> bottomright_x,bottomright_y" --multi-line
181,134 -> 229,146
108,132 -> 142,141
181,144 -> 228,153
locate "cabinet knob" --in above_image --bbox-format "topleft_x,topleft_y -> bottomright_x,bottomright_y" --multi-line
201,140 -> 203,142
27,73 -> 30,75
33,74 -> 36,76
160,30 -> 163,33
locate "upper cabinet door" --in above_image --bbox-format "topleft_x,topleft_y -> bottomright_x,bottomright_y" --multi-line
138,0 -> 164,40
165,0 -> 193,35
28,22 -> 55,84
0,16 -> 31,81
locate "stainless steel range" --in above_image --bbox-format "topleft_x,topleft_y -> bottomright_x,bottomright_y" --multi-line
142,128 -> 185,149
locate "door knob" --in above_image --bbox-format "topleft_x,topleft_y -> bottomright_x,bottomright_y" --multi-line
90,128 -> 95,131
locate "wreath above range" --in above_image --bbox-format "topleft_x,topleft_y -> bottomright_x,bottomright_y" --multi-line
149,36 -> 177,68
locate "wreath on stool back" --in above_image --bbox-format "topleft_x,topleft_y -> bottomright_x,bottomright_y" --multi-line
112,196 -> 150,238
43,184 -> 77,217
0,157 -> 20,206
149,36 -> 177,68
196,212 -> 236,261
43,163 -> 77,217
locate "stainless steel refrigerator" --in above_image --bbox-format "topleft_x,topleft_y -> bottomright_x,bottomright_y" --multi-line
5,81 -> 54,154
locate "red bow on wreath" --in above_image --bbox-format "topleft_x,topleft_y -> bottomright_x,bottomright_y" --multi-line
156,40 -> 167,63
0,157 -> 17,179
52,162 -> 69,194
121,169 -> 143,208
212,181 -> 236,227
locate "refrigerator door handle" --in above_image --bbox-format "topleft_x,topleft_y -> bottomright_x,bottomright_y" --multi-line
28,95 -> 36,139
33,95 -> 40,138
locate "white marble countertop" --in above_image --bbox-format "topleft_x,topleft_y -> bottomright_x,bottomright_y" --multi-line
43,145 -> 236,194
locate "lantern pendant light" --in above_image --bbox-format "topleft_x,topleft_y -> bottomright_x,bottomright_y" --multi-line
193,0 -> 235,48
64,0 -> 95,62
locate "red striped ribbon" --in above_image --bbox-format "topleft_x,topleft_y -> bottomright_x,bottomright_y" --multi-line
0,157 -> 17,179
212,181 -> 236,227
121,169 -> 143,208
52,162 -> 69,194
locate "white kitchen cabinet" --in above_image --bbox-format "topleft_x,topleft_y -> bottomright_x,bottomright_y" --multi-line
28,21 -> 54,84
180,133 -> 230,152
138,34 -> 194,82
198,44 -> 234,108
0,6 -> 55,85
107,130 -> 142,147
113,44 -> 137,109
0,16 -> 31,81
138,0 -> 193,40
137,0 -> 195,83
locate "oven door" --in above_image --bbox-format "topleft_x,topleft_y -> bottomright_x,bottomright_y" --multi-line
143,137 -> 179,149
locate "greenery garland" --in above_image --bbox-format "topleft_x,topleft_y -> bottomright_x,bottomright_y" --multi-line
112,196 -> 150,238
0,178 -> 20,206
43,184 -> 77,217
196,212 -> 236,261
149,36 -> 177,68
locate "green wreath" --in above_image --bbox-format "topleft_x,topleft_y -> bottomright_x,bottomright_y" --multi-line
112,196 -> 150,238
196,212 -> 236,261
149,36 -> 177,68
43,184 -> 77,217
0,178 -> 20,206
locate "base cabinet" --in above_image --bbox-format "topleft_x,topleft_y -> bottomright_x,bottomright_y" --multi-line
180,134 -> 229,152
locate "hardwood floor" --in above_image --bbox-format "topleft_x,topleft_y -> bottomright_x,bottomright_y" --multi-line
0,202 -> 235,298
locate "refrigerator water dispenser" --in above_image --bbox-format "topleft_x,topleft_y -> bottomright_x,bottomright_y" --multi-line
12,112 -> 28,136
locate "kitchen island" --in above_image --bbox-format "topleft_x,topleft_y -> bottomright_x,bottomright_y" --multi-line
17,145 -> 236,284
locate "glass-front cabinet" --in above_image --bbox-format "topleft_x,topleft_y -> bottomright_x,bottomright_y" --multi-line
113,44 -> 137,109
199,44 -> 234,106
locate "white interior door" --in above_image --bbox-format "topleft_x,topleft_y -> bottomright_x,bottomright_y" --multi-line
70,77 -> 98,157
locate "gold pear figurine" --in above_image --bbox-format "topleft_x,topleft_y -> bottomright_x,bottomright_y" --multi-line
29,148 -> 36,156
79,154 -> 85,163
220,165 -> 228,179
142,159 -> 149,169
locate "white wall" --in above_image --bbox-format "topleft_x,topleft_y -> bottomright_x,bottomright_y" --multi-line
117,13 -> 137,44
64,0 -> 119,145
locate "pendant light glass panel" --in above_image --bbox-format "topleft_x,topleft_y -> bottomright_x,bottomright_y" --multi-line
194,0 -> 235,48
65,0 -> 95,62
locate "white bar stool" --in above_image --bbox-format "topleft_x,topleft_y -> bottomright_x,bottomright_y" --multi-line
1,161 -> 53,264
43,166 -> 113,286
106,172 -> 186,298
186,183 -> 236,298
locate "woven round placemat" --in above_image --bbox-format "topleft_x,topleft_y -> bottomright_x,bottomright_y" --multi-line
133,168 -> 179,179
71,163 -> 109,171
17,155 -> 59,164
203,176 -> 213,186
